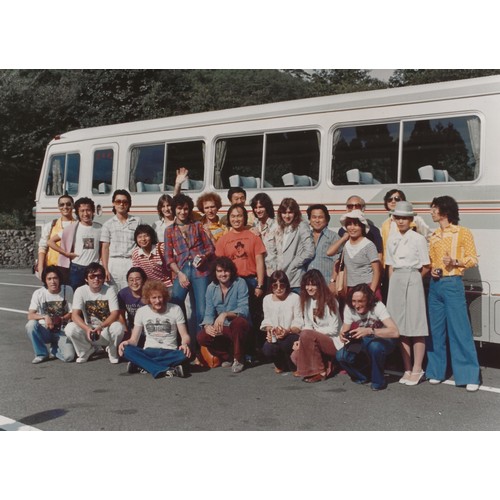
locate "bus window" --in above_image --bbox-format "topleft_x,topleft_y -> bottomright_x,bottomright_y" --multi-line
215,135 -> 262,189
45,153 -> 81,196
92,149 -> 113,194
129,144 -> 165,192
215,129 -> 320,189
401,115 -> 480,183
331,123 -> 399,186
166,140 -> 205,190
129,141 -> 205,192
264,130 -> 320,188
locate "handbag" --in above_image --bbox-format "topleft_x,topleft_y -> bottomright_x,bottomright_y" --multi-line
335,250 -> 347,298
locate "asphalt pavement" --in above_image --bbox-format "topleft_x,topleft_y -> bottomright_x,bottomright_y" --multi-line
1,268 -> 500,431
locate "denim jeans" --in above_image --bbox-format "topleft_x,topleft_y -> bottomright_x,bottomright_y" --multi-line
426,276 -> 480,385
123,345 -> 186,378
69,262 -> 87,291
336,336 -> 397,389
25,320 -> 75,362
262,333 -> 300,372
170,262 -> 210,346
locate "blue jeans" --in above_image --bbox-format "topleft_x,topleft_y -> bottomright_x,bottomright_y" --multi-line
123,345 -> 186,378
170,262 -> 210,345
25,320 -> 75,362
69,262 -> 87,290
336,336 -> 397,390
426,276 -> 480,385
262,334 -> 300,372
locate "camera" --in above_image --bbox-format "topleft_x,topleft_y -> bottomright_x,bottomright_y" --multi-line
434,268 -> 443,280
344,330 -> 354,340
193,255 -> 203,268
90,330 -> 100,342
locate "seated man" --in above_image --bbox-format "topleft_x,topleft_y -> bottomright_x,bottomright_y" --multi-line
65,263 -> 124,363
25,266 -> 75,363
336,283 -> 399,391
197,256 -> 251,373
119,279 -> 191,379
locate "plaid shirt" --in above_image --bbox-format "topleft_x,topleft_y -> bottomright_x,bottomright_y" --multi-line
165,220 -> 215,277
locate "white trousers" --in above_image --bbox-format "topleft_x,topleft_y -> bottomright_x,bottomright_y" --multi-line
65,321 -> 124,362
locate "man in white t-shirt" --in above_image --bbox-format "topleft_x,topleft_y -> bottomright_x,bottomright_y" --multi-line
119,279 -> 191,378
65,263 -> 124,364
336,283 -> 399,391
48,197 -> 102,290
26,266 -> 75,363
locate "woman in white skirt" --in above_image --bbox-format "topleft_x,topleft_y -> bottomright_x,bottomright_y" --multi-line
386,201 -> 431,386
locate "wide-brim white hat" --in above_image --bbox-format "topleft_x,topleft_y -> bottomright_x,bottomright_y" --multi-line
391,201 -> 416,217
340,209 -> 370,232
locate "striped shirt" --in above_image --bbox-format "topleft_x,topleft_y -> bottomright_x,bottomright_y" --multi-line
131,243 -> 172,286
429,224 -> 478,277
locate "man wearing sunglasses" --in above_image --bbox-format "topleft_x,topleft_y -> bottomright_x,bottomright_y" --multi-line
65,263 -> 124,363
100,189 -> 142,291
37,195 -> 76,283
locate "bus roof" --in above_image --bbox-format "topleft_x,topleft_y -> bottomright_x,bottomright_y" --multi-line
51,75 -> 500,144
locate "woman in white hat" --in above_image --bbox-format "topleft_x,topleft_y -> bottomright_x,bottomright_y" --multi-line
385,201 -> 431,386
337,210 -> 382,300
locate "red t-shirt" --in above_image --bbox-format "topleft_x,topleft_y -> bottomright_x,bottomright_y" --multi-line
215,229 -> 266,277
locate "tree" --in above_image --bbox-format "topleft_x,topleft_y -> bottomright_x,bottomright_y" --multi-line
389,69 -> 500,87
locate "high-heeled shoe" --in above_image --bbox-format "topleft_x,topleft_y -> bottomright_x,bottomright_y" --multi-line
406,371 -> 424,386
399,371 -> 411,385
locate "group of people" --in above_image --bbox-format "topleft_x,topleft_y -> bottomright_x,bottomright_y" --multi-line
28,171 -> 481,392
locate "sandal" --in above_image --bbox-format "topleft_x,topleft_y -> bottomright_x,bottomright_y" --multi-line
303,373 -> 326,383
406,371 -> 424,386
399,371 -> 412,385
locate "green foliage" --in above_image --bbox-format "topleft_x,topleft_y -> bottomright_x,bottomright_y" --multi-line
0,209 -> 34,229
389,69 -> 500,87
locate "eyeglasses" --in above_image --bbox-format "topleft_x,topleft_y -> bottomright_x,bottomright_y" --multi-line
388,196 -> 402,202
346,203 -> 363,210
272,282 -> 286,290
58,202 -> 72,207
88,274 -> 104,280
114,199 -> 129,205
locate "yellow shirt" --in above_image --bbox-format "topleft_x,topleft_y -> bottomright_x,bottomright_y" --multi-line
429,224 -> 478,277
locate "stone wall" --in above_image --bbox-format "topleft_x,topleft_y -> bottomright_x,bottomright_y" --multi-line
0,230 -> 35,268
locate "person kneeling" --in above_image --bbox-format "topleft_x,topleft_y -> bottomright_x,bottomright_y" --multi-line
336,284 -> 399,391
119,280 -> 191,379
197,257 -> 251,373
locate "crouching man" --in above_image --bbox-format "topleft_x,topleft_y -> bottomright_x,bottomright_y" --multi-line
26,266 -> 75,363
65,263 -> 124,363
119,279 -> 191,379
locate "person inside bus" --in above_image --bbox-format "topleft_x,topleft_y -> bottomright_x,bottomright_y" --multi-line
250,192 -> 278,276
25,265 -> 75,364
327,195 -> 383,262
118,266 -> 148,343
426,196 -> 481,392
47,197 -> 102,290
336,284 -> 399,391
268,197 -> 315,294
65,263 -> 125,364
197,256 -> 251,373
100,189 -> 142,292
37,194 -> 76,284
306,203 -> 341,285
219,186 -> 255,227
164,193 -> 215,347
119,279 -> 191,379
153,194 -> 175,242
131,224 -> 172,288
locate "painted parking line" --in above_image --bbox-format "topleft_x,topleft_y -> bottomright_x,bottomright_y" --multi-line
0,282 -> 38,288
0,307 -> 28,314
385,370 -> 500,394
0,415 -> 41,431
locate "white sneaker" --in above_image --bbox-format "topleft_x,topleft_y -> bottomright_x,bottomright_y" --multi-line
232,360 -> 244,373
32,355 -> 48,364
428,379 -> 442,385
76,346 -> 96,363
466,383 -> 480,392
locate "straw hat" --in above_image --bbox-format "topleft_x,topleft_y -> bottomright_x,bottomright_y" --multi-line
340,209 -> 370,232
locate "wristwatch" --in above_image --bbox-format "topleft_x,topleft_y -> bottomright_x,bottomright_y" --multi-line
255,284 -> 264,290
454,259 -> 459,267
329,278 -> 336,283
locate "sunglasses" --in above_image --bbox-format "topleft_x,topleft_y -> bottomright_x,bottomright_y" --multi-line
388,196 -> 402,202
272,282 -> 287,290
88,274 -> 104,280
346,203 -> 363,210
58,202 -> 72,207
114,199 -> 129,205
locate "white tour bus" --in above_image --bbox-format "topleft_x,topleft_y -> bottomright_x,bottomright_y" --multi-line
35,75 -> 500,344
